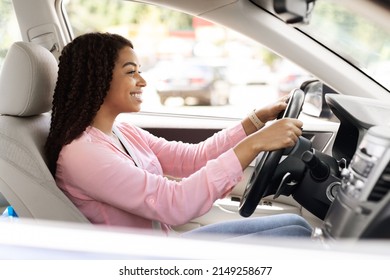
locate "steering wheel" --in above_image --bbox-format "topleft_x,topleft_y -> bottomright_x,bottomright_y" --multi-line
238,88 -> 305,217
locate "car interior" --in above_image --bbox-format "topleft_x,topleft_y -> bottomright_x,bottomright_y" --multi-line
1,0 -> 390,244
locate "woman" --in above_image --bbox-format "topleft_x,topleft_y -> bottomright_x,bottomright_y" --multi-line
45,32 -> 312,240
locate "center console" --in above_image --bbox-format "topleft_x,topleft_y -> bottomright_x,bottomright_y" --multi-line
318,125 -> 390,239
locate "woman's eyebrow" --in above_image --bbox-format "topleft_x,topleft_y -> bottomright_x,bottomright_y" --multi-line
122,61 -> 139,68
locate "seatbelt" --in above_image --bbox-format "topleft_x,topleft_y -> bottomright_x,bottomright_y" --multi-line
112,125 -> 141,167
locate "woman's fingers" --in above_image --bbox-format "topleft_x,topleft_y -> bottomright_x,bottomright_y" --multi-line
256,118 -> 303,151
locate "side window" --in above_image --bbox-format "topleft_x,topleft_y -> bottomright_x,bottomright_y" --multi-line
0,0 -> 22,71
63,0 -> 310,118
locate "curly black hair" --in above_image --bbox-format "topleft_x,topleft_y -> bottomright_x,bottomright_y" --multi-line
45,32 -> 134,175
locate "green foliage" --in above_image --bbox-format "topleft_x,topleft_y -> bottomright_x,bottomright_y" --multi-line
65,0 -> 193,36
0,0 -> 13,41
309,1 -> 390,65
1,0 -> 388,71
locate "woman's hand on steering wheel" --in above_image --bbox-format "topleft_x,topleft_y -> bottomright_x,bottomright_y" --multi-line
238,89 -> 305,217
245,94 -> 291,135
234,118 -> 303,169
252,118 -> 303,153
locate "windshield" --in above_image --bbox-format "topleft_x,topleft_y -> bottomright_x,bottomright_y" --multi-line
300,0 -> 390,91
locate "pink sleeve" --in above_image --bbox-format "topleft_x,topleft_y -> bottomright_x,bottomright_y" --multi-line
59,141 -> 243,226
138,123 -> 247,178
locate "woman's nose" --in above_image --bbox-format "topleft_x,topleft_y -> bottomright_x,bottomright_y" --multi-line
137,73 -> 147,87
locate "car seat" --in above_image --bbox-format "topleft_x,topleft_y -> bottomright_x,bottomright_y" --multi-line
0,41 -> 89,223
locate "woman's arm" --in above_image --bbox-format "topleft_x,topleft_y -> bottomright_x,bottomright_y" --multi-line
134,123 -> 247,178
241,95 -> 289,136
58,141 -> 243,226
235,118 -> 303,169
136,96 -> 291,177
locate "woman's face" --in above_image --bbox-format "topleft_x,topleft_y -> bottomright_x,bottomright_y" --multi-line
103,46 -> 146,115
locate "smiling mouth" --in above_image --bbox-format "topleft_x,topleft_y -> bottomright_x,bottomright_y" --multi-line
130,93 -> 142,100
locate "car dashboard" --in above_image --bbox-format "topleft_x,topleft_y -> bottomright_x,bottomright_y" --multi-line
255,91 -> 390,240
313,94 -> 390,239
326,94 -> 390,164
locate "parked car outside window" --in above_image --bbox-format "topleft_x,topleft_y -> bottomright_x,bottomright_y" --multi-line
149,58 -> 230,106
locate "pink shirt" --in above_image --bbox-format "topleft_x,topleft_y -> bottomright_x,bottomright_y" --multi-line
56,121 -> 246,234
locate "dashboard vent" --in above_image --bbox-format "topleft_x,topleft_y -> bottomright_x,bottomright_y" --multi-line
367,162 -> 390,202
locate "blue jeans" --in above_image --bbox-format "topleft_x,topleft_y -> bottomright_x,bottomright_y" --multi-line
181,213 -> 313,241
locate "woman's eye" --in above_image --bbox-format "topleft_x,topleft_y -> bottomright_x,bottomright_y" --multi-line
127,71 -> 142,75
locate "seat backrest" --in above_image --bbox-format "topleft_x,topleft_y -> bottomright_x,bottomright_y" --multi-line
0,42 -> 89,223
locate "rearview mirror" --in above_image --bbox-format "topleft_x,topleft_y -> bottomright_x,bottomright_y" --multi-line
251,0 -> 316,24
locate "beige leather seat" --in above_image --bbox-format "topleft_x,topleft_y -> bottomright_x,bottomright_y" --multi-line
0,42 -> 89,223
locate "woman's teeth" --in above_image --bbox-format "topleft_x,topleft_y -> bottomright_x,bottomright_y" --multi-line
131,93 -> 142,99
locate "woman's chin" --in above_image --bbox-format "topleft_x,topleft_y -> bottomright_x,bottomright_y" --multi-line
128,105 -> 142,113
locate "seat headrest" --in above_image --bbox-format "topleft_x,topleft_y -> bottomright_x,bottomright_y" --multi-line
0,42 -> 58,117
